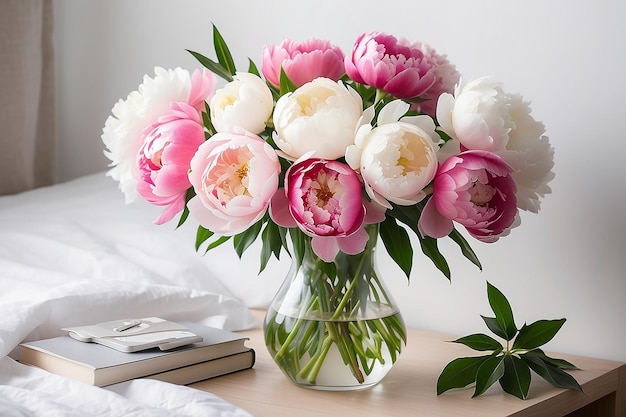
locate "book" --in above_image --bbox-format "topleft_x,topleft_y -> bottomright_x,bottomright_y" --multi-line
146,349 -> 255,385
18,321 -> 253,387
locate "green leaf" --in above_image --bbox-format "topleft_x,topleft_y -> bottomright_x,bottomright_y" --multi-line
320,261 -> 337,282
195,226 -> 214,251
259,220 -> 283,274
201,102 -> 216,137
448,228 -> 482,270
473,354 -> 505,397
486,282 -> 517,341
499,355 -> 531,399
437,355 -> 491,395
512,319 -> 566,351
247,58 -> 261,77
379,216 -> 413,279
527,349 -> 579,370
385,204 -> 450,279
176,205 -> 190,228
233,219 -> 263,258
279,68 -> 298,95
204,235 -> 230,252
418,236 -> 451,280
212,24 -> 236,76
521,352 -> 582,391
186,49 -> 233,82
453,334 -> 503,352
278,225 -> 290,256
176,188 -> 195,229
481,315 -> 508,341
289,228 -> 307,270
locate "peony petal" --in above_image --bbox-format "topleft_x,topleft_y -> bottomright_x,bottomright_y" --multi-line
418,198 -> 454,238
363,199 -> 387,224
269,190 -> 297,228
377,100 -> 410,126
153,194 -> 186,225
436,92 -> 456,138
311,236 -> 339,262
336,227 -> 369,255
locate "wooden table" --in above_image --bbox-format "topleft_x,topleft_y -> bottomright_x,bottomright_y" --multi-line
191,310 -> 625,417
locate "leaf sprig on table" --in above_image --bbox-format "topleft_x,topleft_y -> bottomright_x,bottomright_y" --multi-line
437,282 -> 582,399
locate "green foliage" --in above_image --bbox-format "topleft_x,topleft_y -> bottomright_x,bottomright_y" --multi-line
485,282 -> 517,341
186,49 -> 233,82
437,282 -> 581,400
379,216 -> 413,279
212,24 -> 236,76
247,58 -> 261,77
279,68 -> 298,95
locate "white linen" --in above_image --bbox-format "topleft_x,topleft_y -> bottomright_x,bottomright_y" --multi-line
0,173 -> 266,416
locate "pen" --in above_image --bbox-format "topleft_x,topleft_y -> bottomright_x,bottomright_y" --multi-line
113,320 -> 142,332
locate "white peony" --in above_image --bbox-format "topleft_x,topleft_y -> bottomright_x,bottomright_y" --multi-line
498,94 -> 555,213
345,100 -> 439,208
437,76 -> 512,152
272,77 -> 363,160
102,67 -> 202,203
210,72 -> 273,135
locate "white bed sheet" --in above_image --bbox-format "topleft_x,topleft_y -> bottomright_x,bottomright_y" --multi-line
0,173 -> 284,416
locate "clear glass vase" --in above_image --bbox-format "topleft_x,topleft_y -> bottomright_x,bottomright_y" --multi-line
263,224 -> 406,390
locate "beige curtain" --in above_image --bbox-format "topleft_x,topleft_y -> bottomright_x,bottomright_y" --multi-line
0,0 -> 55,195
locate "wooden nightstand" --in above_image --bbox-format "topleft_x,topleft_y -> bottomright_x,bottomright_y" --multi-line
191,310 -> 625,417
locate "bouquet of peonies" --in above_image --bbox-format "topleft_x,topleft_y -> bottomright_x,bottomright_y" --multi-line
102,26 -> 555,389
102,26 -> 554,280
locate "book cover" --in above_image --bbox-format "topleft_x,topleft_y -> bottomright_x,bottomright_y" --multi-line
18,322 -> 252,386
147,349 -> 255,385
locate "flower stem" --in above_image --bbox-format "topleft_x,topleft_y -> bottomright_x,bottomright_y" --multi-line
374,89 -> 388,106
331,250 -> 367,320
273,295 -> 318,362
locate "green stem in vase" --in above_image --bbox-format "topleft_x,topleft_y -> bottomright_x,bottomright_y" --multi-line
331,268 -> 362,320
273,295 -> 319,362
265,224 -> 407,388
300,334 -> 334,383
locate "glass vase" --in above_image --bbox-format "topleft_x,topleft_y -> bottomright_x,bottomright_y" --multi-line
263,224 -> 406,390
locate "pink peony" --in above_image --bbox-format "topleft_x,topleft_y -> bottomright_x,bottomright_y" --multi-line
345,32 -> 436,99
408,41 -> 460,118
262,38 -> 345,88
102,67 -> 216,204
136,103 -> 206,224
269,158 -> 366,262
418,150 -> 518,243
187,131 -> 281,236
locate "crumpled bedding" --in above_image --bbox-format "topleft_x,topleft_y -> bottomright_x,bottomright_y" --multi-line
0,173 -> 265,416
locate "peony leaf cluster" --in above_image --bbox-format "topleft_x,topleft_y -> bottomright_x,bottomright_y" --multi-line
437,282 -> 582,399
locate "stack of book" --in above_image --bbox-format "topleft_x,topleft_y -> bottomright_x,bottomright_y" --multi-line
18,322 -> 255,387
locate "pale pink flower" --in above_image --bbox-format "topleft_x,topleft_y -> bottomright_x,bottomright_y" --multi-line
345,32 -> 436,99
408,41 -> 460,118
262,38 -> 345,88
136,103 -> 206,224
418,150 -> 518,243
102,67 -> 216,203
269,158 -> 366,262
187,132 -> 281,235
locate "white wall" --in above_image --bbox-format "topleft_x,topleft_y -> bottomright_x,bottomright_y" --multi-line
54,0 -> 626,362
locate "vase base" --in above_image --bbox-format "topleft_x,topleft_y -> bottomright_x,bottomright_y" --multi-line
293,381 -> 381,391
